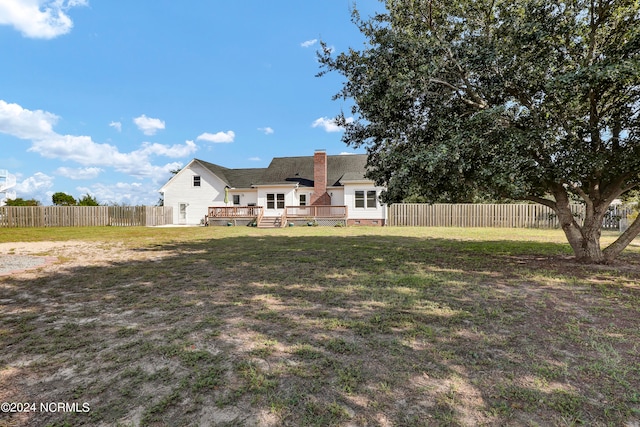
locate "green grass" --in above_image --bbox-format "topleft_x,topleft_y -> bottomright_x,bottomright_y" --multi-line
1,226 -> 639,426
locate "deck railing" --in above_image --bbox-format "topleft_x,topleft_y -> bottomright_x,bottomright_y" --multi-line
207,205 -> 347,219
284,205 -> 348,218
208,206 -> 263,218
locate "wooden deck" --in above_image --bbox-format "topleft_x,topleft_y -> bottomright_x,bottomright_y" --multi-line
206,205 -> 347,226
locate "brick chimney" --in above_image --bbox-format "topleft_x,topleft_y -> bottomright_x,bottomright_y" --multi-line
311,149 -> 331,205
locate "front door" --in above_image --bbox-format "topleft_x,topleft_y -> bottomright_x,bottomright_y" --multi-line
266,193 -> 285,215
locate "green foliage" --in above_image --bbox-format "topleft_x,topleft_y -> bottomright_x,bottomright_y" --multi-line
77,193 -> 100,206
52,192 -> 77,206
319,0 -> 640,261
4,197 -> 41,206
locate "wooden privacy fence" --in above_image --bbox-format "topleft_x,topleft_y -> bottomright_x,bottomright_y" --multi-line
0,206 -> 173,228
387,203 -> 629,229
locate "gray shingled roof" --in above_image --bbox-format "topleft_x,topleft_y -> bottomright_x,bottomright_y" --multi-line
195,159 -> 231,185
261,154 -> 368,187
195,154 -> 369,188
224,168 -> 267,188
196,159 -> 266,188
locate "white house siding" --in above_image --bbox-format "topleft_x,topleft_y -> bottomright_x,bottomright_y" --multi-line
256,187 -> 297,215
327,187 -> 345,206
227,190 -> 258,207
343,183 -> 387,222
163,162 -> 227,225
295,188 -> 314,207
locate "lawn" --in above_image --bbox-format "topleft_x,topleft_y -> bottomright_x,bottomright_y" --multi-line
1,226 -> 639,426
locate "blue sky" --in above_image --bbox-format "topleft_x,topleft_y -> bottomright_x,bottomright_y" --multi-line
0,0 -> 383,205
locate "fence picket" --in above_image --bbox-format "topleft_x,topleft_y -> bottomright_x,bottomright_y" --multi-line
0,206 -> 173,228
388,203 -> 628,229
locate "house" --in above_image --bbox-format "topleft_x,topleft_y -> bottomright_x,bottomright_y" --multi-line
159,150 -> 387,227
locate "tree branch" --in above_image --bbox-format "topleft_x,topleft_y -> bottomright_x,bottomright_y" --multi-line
428,78 -> 488,109
525,195 -> 556,210
620,181 -> 640,194
428,20 -> 489,110
567,181 -> 591,203
603,213 -> 640,261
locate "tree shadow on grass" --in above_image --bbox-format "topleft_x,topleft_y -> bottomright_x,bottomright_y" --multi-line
1,234 -> 639,426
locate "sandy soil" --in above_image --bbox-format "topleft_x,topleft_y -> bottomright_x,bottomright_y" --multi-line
0,241 -> 162,274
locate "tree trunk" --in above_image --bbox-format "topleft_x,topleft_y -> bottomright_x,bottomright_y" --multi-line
528,185 -> 638,263
554,202 -> 605,263
552,187 -> 608,263
573,224 -> 605,263
555,199 -> 640,263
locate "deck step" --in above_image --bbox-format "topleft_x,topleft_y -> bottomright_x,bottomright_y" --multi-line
257,216 -> 283,228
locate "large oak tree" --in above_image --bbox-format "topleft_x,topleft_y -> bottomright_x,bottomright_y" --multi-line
320,0 -> 640,263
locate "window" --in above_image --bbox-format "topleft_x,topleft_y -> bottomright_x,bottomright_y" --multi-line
299,194 -> 307,206
193,176 -> 201,187
355,190 -> 377,209
267,193 -> 285,209
232,195 -> 240,205
367,190 -> 377,208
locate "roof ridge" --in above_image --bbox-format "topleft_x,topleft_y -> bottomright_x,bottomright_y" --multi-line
270,153 -> 366,159
195,158 -> 229,170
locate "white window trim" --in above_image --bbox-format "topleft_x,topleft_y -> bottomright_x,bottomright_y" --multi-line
266,193 -> 285,209
354,190 -> 377,209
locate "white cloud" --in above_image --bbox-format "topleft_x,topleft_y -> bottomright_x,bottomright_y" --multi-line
301,39 -> 317,48
79,164 -> 179,205
29,134 -> 125,165
0,99 -> 194,180
258,127 -> 274,135
133,114 -> 165,136
55,166 -> 102,180
78,181 -> 149,205
248,157 -> 261,161
311,116 -> 353,133
339,152 -> 357,155
13,172 -> 54,203
28,136 -> 187,179
0,99 -> 57,139
109,121 -> 122,132
0,0 -> 87,39
197,131 -> 235,143
138,140 -> 197,158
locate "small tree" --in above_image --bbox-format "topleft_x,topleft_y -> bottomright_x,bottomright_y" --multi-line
320,0 -> 640,263
77,193 -> 100,206
52,192 -> 76,206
